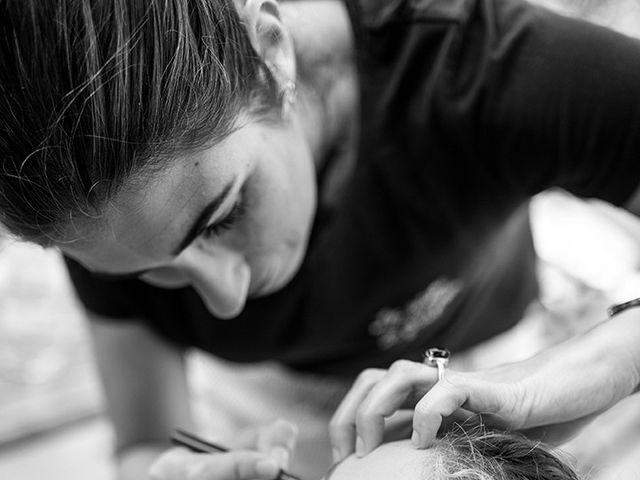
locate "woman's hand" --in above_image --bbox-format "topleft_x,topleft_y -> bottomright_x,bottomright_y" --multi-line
330,312 -> 640,462
329,360 -> 523,461
149,419 -> 298,480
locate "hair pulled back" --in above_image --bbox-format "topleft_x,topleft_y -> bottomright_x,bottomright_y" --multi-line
0,0 -> 279,244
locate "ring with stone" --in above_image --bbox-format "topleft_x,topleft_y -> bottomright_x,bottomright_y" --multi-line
423,347 -> 450,381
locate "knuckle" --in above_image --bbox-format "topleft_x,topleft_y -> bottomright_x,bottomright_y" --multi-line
439,375 -> 458,393
330,416 -> 355,440
388,359 -> 417,374
442,368 -> 461,384
358,368 -> 385,385
414,400 -> 432,418
414,403 -> 440,431
355,405 -> 376,427
436,369 -> 462,393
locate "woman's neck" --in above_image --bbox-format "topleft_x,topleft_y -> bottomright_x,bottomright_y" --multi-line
281,1 -> 358,172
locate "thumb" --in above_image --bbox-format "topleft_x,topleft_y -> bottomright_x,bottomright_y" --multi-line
232,419 -> 298,469
201,450 -> 283,480
258,419 -> 299,469
149,447 -> 282,480
411,372 -> 518,448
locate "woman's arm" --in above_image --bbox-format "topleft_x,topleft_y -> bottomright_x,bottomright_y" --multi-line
88,316 -> 295,480
87,316 -> 194,479
438,0 -> 640,204
329,305 -> 640,459
330,192 -> 640,458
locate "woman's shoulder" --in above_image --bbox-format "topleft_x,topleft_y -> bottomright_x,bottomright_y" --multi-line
347,0 -> 472,30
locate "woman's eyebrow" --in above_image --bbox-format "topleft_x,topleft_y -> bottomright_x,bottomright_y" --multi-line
89,179 -> 237,280
171,179 -> 235,255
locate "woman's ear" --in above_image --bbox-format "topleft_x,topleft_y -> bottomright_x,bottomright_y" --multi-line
239,0 -> 296,86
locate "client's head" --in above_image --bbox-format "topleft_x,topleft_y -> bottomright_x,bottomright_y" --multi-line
323,424 -> 579,480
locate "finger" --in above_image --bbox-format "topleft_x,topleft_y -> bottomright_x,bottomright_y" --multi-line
205,450 -> 284,480
149,447 -> 279,480
151,448 -> 283,480
355,360 -> 436,456
382,410 -> 415,443
412,376 -> 470,448
439,407 -> 477,433
256,419 -> 298,469
329,368 -> 386,461
232,419 -> 296,450
149,447 -> 192,480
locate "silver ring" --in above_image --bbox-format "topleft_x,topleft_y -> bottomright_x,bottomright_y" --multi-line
423,347 -> 450,381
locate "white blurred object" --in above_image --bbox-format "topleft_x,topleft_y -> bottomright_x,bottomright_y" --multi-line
0,238 -> 103,449
531,190 -> 640,303
0,239 -> 86,385
530,0 -> 640,37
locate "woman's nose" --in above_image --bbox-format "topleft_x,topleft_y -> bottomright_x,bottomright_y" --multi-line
178,245 -> 251,319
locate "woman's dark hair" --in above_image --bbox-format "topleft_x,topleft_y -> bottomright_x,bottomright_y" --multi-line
436,424 -> 580,479
0,0 -> 280,244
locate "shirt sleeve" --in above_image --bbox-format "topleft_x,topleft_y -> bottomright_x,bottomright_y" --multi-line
444,0 -> 640,205
63,255 -> 146,319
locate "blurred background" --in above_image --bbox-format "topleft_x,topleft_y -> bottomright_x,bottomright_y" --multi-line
3,1 -> 640,479
0,239 -> 114,479
0,0 -> 640,480
2,2 -> 640,480
2,191 -> 640,479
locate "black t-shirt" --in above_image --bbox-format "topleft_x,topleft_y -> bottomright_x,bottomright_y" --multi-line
65,0 -> 640,377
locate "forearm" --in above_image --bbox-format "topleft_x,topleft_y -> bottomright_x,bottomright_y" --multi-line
518,305 -> 640,427
329,302 -> 640,454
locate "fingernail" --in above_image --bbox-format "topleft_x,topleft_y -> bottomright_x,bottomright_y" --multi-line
332,447 -> 342,463
411,430 -> 421,448
256,459 -> 279,478
355,436 -> 366,457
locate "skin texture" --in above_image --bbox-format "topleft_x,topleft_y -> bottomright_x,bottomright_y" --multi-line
60,0 -> 357,321
328,0 -> 640,465
322,433 -> 580,480
45,0 -> 640,479
64,117 -> 317,319
322,441 -> 436,480
62,3 -> 356,480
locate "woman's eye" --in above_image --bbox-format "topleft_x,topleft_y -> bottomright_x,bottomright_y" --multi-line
201,197 -> 246,239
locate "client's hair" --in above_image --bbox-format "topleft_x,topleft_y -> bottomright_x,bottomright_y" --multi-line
434,424 -> 579,479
